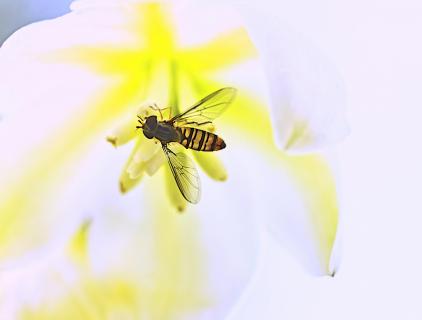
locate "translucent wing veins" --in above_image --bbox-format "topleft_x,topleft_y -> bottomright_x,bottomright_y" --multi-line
162,143 -> 201,204
169,87 -> 237,128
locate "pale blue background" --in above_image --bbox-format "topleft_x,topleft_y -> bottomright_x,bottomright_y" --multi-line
0,0 -> 71,43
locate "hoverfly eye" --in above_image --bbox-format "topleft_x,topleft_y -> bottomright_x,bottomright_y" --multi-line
145,116 -> 158,128
143,130 -> 154,139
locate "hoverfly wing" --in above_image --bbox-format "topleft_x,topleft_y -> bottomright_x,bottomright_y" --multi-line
169,87 -> 236,128
162,143 -> 201,204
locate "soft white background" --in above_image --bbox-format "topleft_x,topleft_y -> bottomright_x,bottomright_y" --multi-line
1,0 -> 421,319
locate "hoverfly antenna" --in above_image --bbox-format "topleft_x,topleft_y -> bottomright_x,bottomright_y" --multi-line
136,115 -> 145,129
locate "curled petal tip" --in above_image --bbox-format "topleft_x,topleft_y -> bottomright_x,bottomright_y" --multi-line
106,136 -> 118,147
174,200 -> 187,213
81,218 -> 93,229
119,173 -> 142,194
107,117 -> 138,147
119,180 -> 127,194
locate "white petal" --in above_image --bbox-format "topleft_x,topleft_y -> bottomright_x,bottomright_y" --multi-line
257,149 -> 340,275
0,112 -> 132,265
0,5 -> 138,121
0,250 -> 77,318
0,2 -> 262,317
0,172 -> 260,319
87,161 -> 260,319
0,15 -> 137,263
234,3 -> 349,153
172,1 -> 244,48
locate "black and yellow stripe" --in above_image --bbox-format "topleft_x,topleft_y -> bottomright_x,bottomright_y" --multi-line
178,127 -> 226,151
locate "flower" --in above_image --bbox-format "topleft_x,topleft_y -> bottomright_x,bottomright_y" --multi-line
0,0 -> 346,318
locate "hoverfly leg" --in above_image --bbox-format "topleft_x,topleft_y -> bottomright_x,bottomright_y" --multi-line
136,115 -> 145,129
148,104 -> 170,121
156,104 -> 164,120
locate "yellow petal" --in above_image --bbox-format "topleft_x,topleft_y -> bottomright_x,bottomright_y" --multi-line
49,47 -> 148,76
119,138 -> 145,194
127,161 -> 146,180
106,116 -> 139,147
134,139 -> 160,163
193,152 -> 228,181
180,28 -> 257,71
120,171 -> 143,194
142,2 -> 176,58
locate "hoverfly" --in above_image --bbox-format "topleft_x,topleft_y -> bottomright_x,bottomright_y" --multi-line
136,87 -> 236,204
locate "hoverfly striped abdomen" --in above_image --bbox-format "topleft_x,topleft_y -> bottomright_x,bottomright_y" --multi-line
178,127 -> 226,152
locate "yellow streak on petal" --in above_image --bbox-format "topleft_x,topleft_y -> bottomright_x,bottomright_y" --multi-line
193,152 -> 227,181
78,279 -> 140,319
68,220 -> 91,267
0,79 -> 145,262
281,154 -> 338,274
48,47 -> 148,76
20,278 -> 140,320
180,28 -> 258,71
232,97 -> 338,274
45,3 -> 176,75
142,177 -> 211,317
141,3 -> 176,58
20,304 -> 94,320
145,59 -> 173,107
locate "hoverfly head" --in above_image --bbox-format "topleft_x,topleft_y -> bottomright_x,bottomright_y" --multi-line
141,115 -> 158,139
144,115 -> 158,130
